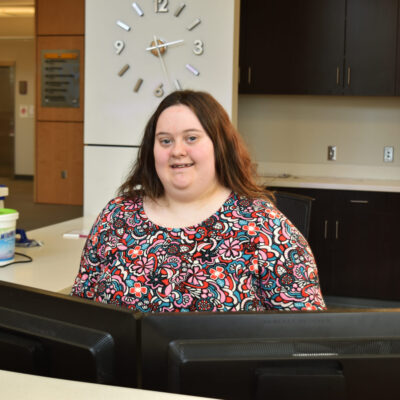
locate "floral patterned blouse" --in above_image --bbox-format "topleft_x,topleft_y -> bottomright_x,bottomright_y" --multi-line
71,192 -> 326,312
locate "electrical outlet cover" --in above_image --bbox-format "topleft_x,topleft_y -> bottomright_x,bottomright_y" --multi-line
384,146 -> 394,163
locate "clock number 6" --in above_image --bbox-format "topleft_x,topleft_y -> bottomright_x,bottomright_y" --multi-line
193,40 -> 204,55
154,83 -> 164,97
155,0 -> 168,13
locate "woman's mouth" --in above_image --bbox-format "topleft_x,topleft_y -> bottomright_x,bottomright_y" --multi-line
171,163 -> 194,169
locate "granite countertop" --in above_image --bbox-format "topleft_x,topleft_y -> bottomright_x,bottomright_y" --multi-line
259,175 -> 400,193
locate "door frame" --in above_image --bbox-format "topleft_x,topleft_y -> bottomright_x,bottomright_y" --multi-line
0,61 -> 16,177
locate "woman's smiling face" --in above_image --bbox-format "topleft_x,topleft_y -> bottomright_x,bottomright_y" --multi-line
153,104 -> 219,200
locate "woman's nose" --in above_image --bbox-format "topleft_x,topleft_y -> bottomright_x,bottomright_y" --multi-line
171,140 -> 187,156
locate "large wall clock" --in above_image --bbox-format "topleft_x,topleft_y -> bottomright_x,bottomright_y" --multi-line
114,1 -> 206,98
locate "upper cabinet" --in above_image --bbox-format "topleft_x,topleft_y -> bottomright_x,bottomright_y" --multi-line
239,0 -> 399,96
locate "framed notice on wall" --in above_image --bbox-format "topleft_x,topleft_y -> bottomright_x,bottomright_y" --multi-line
41,49 -> 80,108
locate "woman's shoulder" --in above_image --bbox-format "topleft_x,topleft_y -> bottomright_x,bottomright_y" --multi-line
231,193 -> 278,215
228,193 -> 291,228
100,195 -> 142,216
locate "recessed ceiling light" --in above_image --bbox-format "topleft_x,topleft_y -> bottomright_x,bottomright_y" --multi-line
0,6 -> 35,17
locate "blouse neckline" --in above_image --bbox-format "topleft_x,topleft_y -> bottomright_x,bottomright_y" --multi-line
138,191 -> 235,231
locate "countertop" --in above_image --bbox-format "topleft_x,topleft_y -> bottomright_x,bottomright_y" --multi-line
259,175 -> 400,193
0,369 -> 213,400
0,216 -> 94,293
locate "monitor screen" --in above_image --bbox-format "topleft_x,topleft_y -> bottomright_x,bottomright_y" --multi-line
0,280 -> 140,387
140,311 -> 400,400
2,280 -> 400,400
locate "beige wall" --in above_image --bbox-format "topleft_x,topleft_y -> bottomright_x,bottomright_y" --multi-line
238,95 -> 400,180
0,38 -> 35,175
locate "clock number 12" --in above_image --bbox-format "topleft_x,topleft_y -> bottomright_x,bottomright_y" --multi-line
155,0 -> 168,13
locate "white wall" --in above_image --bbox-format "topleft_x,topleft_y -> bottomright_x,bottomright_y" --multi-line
0,38 -> 35,176
238,95 -> 400,180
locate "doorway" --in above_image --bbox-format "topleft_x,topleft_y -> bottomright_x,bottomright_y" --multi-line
0,65 -> 15,177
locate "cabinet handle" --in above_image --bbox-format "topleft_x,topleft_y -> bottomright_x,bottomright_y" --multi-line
336,67 -> 340,85
248,67 -> 252,85
347,67 -> 351,86
350,200 -> 369,204
335,220 -> 339,240
324,220 -> 328,239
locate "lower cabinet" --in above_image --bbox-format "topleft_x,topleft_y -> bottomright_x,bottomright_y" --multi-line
269,186 -> 400,301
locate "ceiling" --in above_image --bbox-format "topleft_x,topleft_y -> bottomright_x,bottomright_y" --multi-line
0,0 -> 34,37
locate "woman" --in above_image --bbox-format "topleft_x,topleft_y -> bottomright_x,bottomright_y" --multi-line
71,90 -> 326,312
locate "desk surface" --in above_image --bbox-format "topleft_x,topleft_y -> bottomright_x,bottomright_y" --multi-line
0,370 -> 212,400
0,216 -> 94,293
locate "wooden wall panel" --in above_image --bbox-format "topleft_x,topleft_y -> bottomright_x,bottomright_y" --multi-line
35,0 -> 84,205
36,121 -> 83,205
36,0 -> 85,36
36,36 -> 84,122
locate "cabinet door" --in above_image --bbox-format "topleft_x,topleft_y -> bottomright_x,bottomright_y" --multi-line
332,191 -> 386,299
344,0 -> 398,95
380,193 -> 400,300
239,0 -> 346,94
301,189 -> 335,295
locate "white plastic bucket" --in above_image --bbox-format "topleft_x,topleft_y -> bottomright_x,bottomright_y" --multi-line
0,208 -> 19,266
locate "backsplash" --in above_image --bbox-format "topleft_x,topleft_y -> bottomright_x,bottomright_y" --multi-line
238,95 -> 400,180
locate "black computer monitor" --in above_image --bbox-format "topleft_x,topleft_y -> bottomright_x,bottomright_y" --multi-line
140,311 -> 400,400
0,280 -> 140,387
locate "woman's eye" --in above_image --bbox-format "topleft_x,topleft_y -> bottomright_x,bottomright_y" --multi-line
160,138 -> 171,145
187,136 -> 197,143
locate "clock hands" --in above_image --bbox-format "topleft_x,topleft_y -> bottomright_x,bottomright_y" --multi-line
146,39 -> 184,52
151,35 -> 182,93
152,35 -> 174,94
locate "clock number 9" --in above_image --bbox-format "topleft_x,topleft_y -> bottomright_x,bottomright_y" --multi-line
193,40 -> 204,55
155,0 -> 168,13
114,40 -> 125,55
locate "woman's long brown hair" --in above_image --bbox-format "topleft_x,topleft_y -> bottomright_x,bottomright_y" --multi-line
119,90 -> 273,202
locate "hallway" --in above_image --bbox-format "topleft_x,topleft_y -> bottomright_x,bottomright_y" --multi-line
1,176 -> 83,231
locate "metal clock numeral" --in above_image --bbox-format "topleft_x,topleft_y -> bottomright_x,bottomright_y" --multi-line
193,40 -> 204,55
114,40 -> 125,55
155,0 -> 168,13
154,83 -> 164,97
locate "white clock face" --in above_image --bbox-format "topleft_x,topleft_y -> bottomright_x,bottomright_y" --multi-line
113,0 -> 206,98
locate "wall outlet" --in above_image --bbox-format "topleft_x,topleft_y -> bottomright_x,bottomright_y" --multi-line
384,146 -> 394,162
328,145 -> 337,161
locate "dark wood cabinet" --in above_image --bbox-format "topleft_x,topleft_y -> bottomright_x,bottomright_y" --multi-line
344,0 -> 398,95
240,0 -> 399,96
269,186 -> 400,301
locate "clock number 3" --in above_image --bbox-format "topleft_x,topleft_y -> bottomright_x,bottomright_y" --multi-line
155,0 -> 168,13
193,40 -> 204,55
